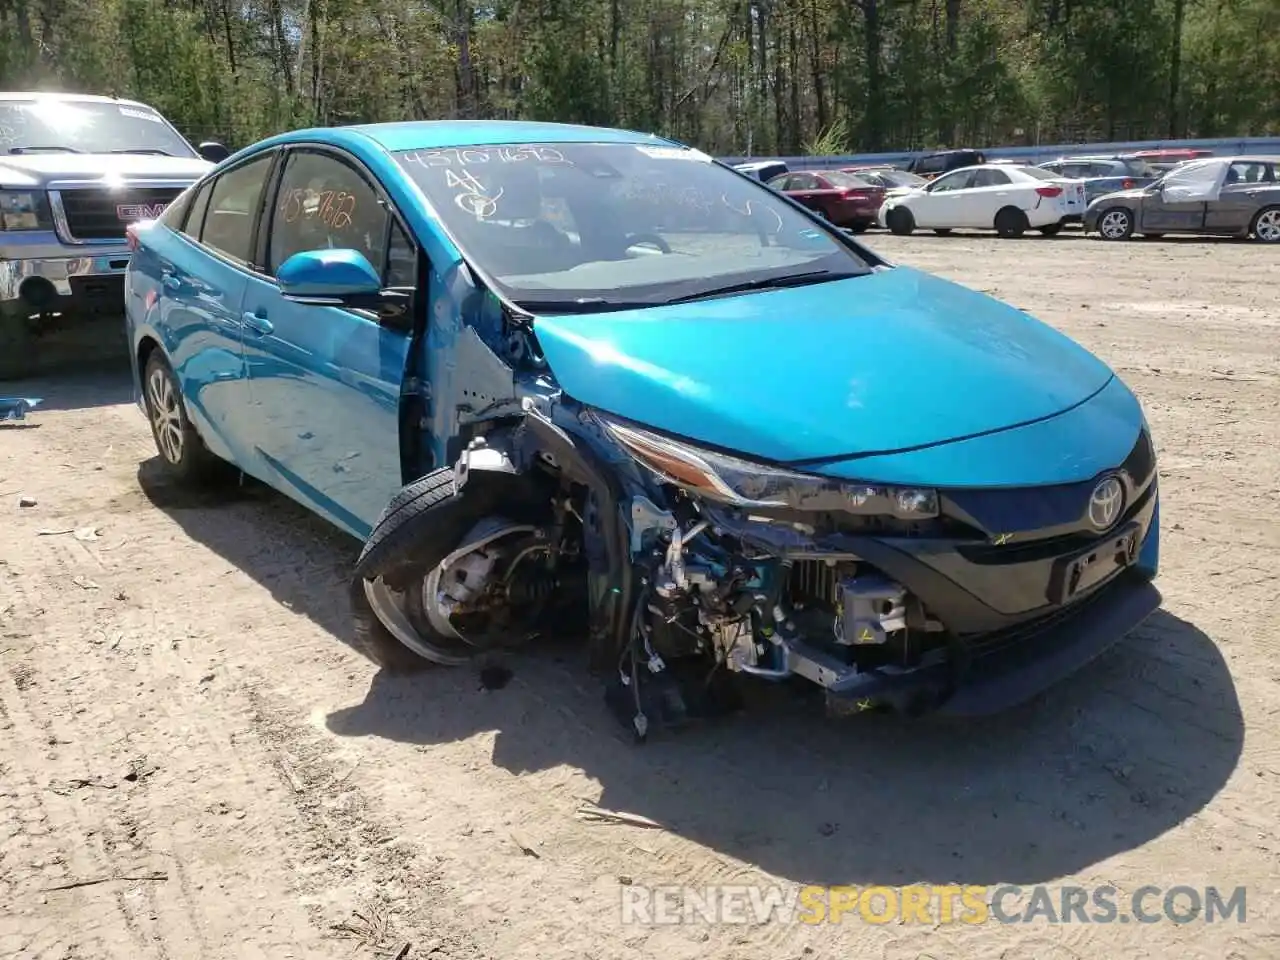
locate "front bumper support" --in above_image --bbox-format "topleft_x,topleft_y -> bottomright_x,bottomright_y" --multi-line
820,570 -> 1161,716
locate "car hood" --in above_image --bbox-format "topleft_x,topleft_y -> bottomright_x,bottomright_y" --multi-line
1087,188 -> 1146,208
0,153 -> 211,188
532,265 -> 1116,466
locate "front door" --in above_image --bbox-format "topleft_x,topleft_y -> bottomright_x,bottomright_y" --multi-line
1139,159 -> 1224,233
240,146 -> 421,538
918,169 -> 977,227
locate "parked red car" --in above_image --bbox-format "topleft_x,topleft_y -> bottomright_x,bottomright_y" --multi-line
766,170 -> 885,232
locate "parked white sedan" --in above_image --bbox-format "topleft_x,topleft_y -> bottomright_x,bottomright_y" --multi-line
878,164 -> 1086,238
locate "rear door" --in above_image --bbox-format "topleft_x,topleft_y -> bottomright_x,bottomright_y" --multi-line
965,167 -> 1015,225
239,145 -> 421,537
1205,160 -> 1276,233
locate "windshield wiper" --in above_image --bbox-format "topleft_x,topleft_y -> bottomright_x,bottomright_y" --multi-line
108,148 -> 174,156
664,269 -> 864,305
512,297 -> 652,314
7,145 -> 82,154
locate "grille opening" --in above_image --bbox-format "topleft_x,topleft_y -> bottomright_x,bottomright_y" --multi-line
59,187 -> 184,241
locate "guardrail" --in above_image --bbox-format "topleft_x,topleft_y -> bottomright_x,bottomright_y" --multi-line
720,136 -> 1280,171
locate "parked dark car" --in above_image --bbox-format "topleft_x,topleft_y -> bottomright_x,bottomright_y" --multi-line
842,166 -> 929,193
904,149 -> 987,181
766,170 -> 885,231
1084,155 -> 1280,242
733,160 -> 789,182
1037,155 -> 1161,205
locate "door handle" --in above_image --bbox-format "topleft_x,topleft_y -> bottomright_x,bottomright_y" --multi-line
241,311 -> 274,337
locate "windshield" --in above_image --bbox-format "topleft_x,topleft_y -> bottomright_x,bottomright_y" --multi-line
824,172 -> 872,189
0,100 -> 196,157
395,142 -> 871,309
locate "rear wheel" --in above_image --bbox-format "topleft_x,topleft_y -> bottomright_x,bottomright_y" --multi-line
1039,223 -> 1063,237
886,207 -> 915,236
1097,207 -> 1134,240
142,351 -> 226,485
994,207 -> 1029,238
847,220 -> 870,233
1250,206 -> 1280,243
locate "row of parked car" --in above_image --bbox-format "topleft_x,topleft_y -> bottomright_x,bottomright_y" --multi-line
734,146 -> 1280,243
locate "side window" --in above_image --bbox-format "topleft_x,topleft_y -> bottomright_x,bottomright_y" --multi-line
789,173 -> 815,190
181,181 -> 214,240
930,170 -> 974,192
268,151 -> 387,275
158,183 -> 196,231
202,155 -> 274,265
1226,161 -> 1270,184
768,175 -> 792,190
385,218 -> 417,288
972,169 -> 1011,187
1060,163 -> 1091,179
1041,163 -> 1063,175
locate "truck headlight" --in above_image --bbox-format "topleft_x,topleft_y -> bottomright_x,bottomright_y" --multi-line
596,413 -> 939,518
0,190 -> 50,231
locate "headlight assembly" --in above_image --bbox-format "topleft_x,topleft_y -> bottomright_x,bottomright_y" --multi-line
0,190 -> 51,231
596,413 -> 939,519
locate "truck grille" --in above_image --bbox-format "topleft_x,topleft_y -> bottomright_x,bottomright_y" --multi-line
57,187 -> 183,242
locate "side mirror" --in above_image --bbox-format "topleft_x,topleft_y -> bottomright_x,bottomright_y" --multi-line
197,141 -> 231,163
277,249 -> 410,317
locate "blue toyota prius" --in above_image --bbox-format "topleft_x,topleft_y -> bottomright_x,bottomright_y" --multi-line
124,120 -> 1162,739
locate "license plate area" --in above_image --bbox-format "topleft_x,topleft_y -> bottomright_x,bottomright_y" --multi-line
1046,522 -> 1140,605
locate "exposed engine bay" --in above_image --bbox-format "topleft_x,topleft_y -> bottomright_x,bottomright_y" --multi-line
353,280 -> 1160,742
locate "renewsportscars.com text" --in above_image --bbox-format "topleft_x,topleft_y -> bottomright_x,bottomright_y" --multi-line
620,883 -> 1247,926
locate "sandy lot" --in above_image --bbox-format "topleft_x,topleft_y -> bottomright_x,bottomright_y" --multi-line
2,232 -> 1278,960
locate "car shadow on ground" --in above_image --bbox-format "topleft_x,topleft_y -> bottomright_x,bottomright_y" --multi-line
2,361 -> 134,412
137,458 -> 1243,889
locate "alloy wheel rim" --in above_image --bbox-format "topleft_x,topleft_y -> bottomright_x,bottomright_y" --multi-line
1100,211 -> 1129,238
1256,210 -> 1280,242
147,368 -> 184,464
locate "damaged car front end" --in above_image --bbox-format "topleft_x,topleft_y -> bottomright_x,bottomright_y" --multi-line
343,136 -> 1161,740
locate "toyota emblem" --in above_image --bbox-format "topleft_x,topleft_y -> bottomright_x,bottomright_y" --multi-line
1087,476 -> 1125,531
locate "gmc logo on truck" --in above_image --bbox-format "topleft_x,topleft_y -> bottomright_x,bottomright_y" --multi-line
116,202 -> 168,221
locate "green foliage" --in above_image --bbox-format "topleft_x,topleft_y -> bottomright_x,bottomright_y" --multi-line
0,0 -> 1275,153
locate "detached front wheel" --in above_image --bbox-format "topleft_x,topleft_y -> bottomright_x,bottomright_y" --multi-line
349,467 -> 558,672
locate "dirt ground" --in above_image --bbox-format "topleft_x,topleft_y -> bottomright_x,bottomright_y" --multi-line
2,231 -> 1278,960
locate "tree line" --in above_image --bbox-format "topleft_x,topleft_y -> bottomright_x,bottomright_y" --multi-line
1,0 -> 1276,157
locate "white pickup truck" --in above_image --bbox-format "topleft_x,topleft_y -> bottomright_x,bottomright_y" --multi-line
0,92 -> 229,379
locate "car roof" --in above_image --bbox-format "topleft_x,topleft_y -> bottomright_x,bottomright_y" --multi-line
0,90 -> 154,109
339,120 -> 674,152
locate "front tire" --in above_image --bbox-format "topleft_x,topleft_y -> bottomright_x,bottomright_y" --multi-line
142,351 -> 225,484
886,207 -> 915,236
1250,206 -> 1280,243
1097,207 -> 1135,240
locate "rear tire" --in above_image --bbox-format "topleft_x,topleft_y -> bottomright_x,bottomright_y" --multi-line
886,207 -> 915,236
994,207 -> 1029,238
1250,205 -> 1280,243
141,351 -> 227,485
847,220 -> 870,233
1097,207 -> 1134,240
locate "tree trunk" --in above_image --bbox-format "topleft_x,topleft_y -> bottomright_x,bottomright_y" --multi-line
1167,0 -> 1184,138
